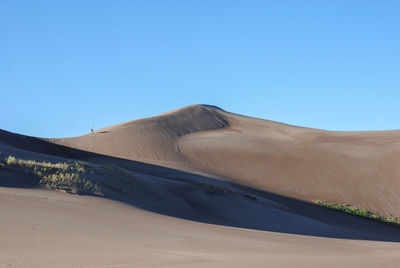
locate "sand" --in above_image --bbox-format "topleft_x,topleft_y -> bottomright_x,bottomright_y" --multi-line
1,187 -> 400,268
1,104 -> 400,267
52,104 -> 400,217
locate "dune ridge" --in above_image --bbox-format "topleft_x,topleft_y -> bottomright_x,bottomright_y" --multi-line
50,104 -> 228,164
48,104 -> 400,218
2,104 -> 400,267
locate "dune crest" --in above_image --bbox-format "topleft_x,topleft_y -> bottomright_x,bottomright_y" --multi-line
46,104 -> 400,219
50,104 -> 228,163
2,104 -> 400,267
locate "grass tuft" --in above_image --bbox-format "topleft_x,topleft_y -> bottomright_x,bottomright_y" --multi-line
2,155 -> 102,196
6,156 -> 17,165
314,200 -> 400,226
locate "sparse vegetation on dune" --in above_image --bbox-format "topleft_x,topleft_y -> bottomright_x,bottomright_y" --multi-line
1,155 -> 261,204
314,200 -> 400,226
5,156 -> 85,171
2,155 -> 101,195
1,155 -> 143,197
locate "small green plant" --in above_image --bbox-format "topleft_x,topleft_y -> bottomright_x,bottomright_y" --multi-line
74,161 -> 87,173
314,200 -> 400,226
6,156 -> 17,165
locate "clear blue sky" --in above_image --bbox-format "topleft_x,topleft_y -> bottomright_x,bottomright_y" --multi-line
1,1 -> 399,137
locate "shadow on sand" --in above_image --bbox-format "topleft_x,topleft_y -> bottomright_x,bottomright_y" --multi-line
1,129 -> 399,242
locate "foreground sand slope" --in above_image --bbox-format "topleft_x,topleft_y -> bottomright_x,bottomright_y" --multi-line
2,138 -> 398,241
1,105 -> 400,267
52,104 -> 400,218
1,187 -> 400,268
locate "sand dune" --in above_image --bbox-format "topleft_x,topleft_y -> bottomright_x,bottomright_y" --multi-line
51,104 -> 400,218
2,187 -> 400,268
1,104 -> 400,267
51,105 -> 228,164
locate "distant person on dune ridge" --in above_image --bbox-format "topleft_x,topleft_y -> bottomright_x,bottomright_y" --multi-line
90,127 -> 94,134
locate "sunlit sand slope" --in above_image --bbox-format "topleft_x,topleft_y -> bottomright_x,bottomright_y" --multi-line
52,104 -> 400,218
1,188 -> 400,268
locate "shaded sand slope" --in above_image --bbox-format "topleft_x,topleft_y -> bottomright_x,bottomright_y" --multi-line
1,105 -> 400,267
50,104 -> 400,218
1,138 -> 399,241
1,188 -> 400,268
